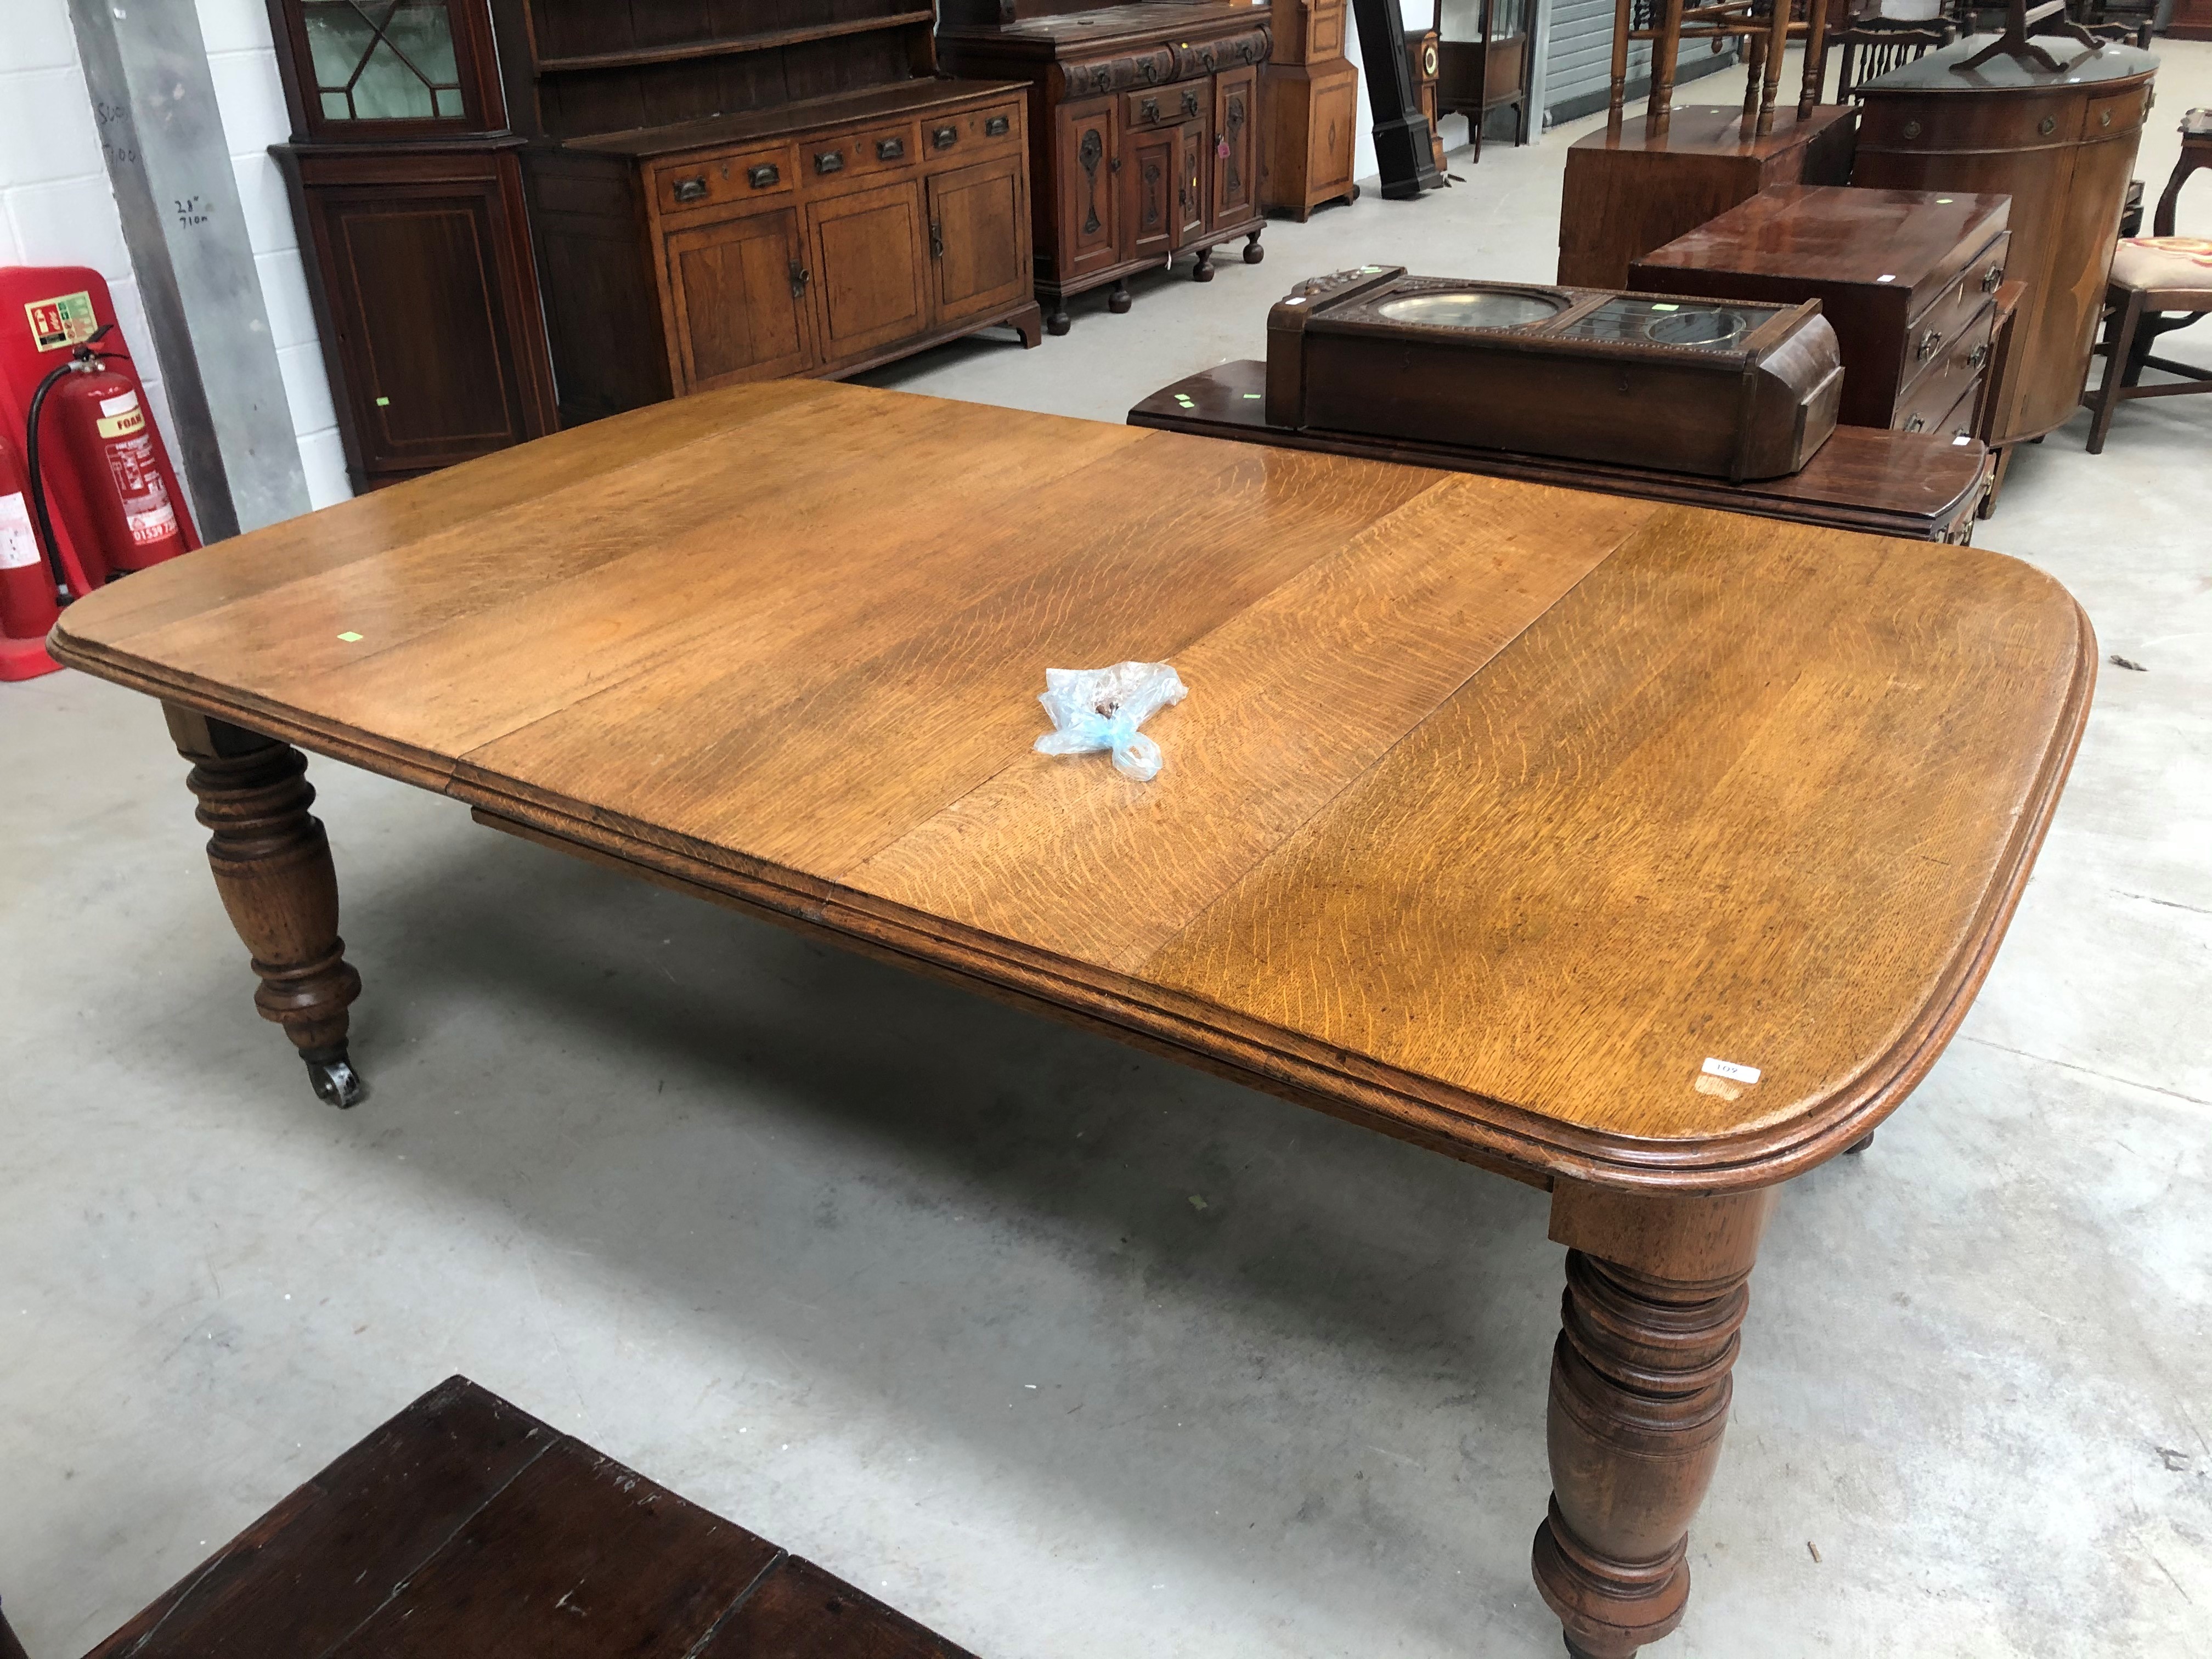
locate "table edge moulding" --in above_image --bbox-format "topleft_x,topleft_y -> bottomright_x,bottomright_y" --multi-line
44,380 -> 2095,1659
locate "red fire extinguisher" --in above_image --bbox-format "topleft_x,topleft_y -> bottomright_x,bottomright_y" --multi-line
29,331 -> 184,577
0,426 -> 61,680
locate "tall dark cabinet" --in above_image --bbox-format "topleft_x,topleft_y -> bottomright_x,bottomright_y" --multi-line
267,0 -> 558,492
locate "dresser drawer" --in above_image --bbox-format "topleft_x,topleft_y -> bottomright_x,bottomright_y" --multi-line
2082,84 -> 2149,142
1861,91 -> 2084,153
1904,230 -> 2009,369
1895,301 -> 1995,433
804,121 -> 921,189
1125,83 -> 1206,131
653,144 -> 794,215
925,99 -> 1024,160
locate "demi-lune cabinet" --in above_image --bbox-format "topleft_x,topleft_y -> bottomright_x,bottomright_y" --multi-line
266,0 -> 557,491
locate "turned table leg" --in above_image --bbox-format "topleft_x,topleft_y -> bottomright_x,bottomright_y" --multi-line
1533,1183 -> 1777,1657
167,706 -> 365,1108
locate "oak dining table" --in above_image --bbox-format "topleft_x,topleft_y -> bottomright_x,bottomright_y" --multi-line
48,378 -> 2094,1658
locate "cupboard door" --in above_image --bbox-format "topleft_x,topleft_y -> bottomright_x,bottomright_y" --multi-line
304,174 -> 533,479
1126,122 -> 1179,259
663,206 -> 814,388
1176,120 -> 1208,245
1211,66 -> 1259,229
809,178 -> 930,362
1308,67 -> 1358,198
927,156 -> 1029,324
1057,97 -> 1121,278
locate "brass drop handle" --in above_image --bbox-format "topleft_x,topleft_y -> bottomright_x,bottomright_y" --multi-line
1917,327 -> 1944,359
1141,97 -> 1160,122
933,125 -> 958,149
985,115 -> 1010,137
1968,342 -> 1990,369
672,176 -> 708,203
1981,263 -> 2002,292
748,163 -> 779,189
814,149 -> 844,174
1182,88 -> 1200,117
930,219 -> 944,259
789,260 -> 810,298
876,137 -> 905,161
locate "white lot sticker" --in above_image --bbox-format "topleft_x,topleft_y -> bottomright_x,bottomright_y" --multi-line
1701,1056 -> 1762,1085
0,492 -> 39,569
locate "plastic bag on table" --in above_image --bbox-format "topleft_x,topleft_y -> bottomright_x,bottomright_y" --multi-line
1032,660 -> 1189,782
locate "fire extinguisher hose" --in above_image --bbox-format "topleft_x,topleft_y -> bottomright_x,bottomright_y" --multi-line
24,325 -> 127,606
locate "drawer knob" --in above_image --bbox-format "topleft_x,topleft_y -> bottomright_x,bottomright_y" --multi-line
1982,263 -> 2002,292
1141,97 -> 1160,122
985,114 -> 1010,137
672,176 -> 708,202
2039,115 -> 2057,135
1903,119 -> 1922,139
748,163 -> 779,189
1182,89 -> 1200,117
876,137 -> 905,161
933,125 -> 958,149
1917,327 -> 1943,360
815,150 -> 844,174
1969,342 -> 1990,369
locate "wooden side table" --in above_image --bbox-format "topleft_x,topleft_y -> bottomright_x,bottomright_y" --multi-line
76,1378 -> 974,1659
1558,103 -> 1859,287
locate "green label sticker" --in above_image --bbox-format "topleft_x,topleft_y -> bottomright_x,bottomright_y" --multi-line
375,397 -> 391,407
337,631 -> 363,642
1650,302 -> 1679,312
1243,392 -> 1261,399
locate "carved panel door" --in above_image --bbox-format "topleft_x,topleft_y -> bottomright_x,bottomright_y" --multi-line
1056,98 -> 1121,279
1126,122 -> 1179,260
1176,117 -> 1208,246
1211,66 -> 1258,229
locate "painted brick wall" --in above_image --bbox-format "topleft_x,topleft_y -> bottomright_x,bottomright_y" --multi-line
194,0 -> 351,508
0,0 -> 189,516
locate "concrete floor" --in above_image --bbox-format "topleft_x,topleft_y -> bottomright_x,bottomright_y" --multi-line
5,43 -> 2211,1659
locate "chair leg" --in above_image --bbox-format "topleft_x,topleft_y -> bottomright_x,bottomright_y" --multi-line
2086,290 -> 2145,455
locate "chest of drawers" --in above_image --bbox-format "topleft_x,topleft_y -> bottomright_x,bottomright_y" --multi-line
1632,184 -> 2010,440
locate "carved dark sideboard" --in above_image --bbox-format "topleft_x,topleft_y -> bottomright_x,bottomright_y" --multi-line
936,2 -> 1272,334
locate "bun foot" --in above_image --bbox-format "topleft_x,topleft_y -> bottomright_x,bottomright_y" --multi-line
1107,280 -> 1132,314
1044,304 -> 1071,336
1846,1131 -> 1875,1155
1243,230 -> 1265,264
1193,246 -> 1215,283
304,1047 -> 367,1109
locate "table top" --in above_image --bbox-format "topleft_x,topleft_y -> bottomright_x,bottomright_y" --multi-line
1633,184 -> 2011,299
1858,33 -> 2157,93
1131,359 -> 1993,539
1566,103 -> 1854,157
51,380 -> 2092,1190
83,1376 -> 970,1659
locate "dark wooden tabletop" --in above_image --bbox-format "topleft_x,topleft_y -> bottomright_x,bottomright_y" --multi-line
1130,358 -> 1994,539
81,1377 -> 972,1659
